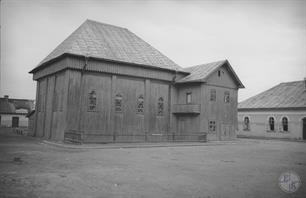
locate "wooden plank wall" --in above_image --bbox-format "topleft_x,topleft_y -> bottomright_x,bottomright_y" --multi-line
114,76 -> 145,142
63,69 -> 172,143
51,72 -> 67,140
203,65 -> 238,141
33,60 -> 240,143
174,84 -> 202,141
66,70 -> 82,132
148,80 -> 170,141
35,78 -> 47,137
43,76 -> 55,139
34,70 -> 69,141
80,73 -> 113,142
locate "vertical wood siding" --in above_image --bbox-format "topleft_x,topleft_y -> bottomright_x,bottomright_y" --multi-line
32,57 -> 240,143
81,73 -> 113,142
51,72 -> 67,140
114,76 -> 145,142
43,76 -> 55,139
66,70 -> 82,132
34,71 -> 69,140
36,78 -> 47,137
175,84 -> 202,140
203,65 -> 238,141
148,81 -> 170,141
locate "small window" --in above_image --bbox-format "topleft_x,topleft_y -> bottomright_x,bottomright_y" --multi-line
243,117 -> 250,131
88,90 -> 97,111
218,70 -> 221,77
269,117 -> 275,131
224,91 -> 230,103
157,97 -> 164,116
210,89 -> 216,101
209,121 -> 216,132
115,94 -> 123,113
282,117 -> 288,132
186,92 -> 192,104
137,95 -> 144,114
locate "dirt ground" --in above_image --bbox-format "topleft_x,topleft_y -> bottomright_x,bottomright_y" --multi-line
0,129 -> 305,198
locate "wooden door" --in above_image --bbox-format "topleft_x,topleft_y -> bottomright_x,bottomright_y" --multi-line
221,123 -> 231,140
177,116 -> 186,141
12,117 -> 19,128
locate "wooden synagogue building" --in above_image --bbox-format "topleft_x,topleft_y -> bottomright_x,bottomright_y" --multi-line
29,20 -> 244,143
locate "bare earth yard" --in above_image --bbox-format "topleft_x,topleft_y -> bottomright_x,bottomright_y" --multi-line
0,129 -> 305,198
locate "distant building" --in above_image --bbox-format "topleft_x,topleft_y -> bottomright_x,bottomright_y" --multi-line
0,95 -> 34,128
237,80 -> 306,140
29,20 -> 244,143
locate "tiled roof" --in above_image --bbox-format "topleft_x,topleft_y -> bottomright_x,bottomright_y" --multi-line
176,60 -> 244,88
33,19 -> 182,72
177,60 -> 226,83
0,97 -> 34,114
238,80 -> 306,109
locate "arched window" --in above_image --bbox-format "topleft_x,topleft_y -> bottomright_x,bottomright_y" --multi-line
282,117 -> 288,132
88,90 -> 97,111
137,95 -> 144,114
158,97 -> 164,116
269,117 -> 275,131
115,94 -> 122,113
243,117 -> 250,131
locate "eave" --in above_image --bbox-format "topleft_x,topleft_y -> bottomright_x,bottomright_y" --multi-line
29,53 -> 190,75
238,107 -> 306,112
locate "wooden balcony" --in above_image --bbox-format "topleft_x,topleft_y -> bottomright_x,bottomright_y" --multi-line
172,104 -> 201,114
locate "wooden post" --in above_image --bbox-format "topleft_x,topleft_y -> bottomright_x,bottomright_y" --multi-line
170,84 -> 177,141
42,78 -> 49,138
111,75 -> 117,141
33,81 -> 40,137
168,84 -> 171,141
144,79 -> 150,141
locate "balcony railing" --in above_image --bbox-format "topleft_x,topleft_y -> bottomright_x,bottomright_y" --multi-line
172,104 -> 201,114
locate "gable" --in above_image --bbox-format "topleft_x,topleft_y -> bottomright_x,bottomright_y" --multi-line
206,65 -> 238,89
176,60 -> 244,89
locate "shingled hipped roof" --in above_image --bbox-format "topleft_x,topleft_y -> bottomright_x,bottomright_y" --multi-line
176,60 -> 244,88
31,19 -> 182,73
238,80 -> 306,110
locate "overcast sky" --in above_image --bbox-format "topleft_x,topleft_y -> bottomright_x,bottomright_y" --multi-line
1,0 -> 305,101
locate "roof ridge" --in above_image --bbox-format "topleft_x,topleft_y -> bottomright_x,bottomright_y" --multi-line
280,80 -> 305,84
85,19 -> 128,30
185,59 -> 227,69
